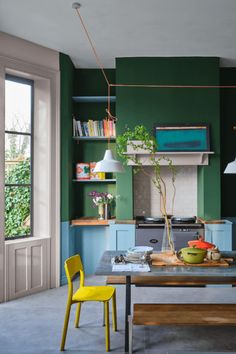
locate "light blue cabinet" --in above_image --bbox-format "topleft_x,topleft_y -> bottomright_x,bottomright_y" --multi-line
72,223 -> 135,274
204,220 -> 232,251
68,221 -> 135,276
108,224 -> 135,250
74,225 -> 110,275
60,221 -> 76,285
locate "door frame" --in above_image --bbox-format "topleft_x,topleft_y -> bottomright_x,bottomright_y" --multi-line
0,52 -> 60,301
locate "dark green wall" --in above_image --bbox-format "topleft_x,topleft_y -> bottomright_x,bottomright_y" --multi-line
60,53 -> 75,222
116,57 -> 221,220
60,57 -> 223,221
220,68 -> 236,217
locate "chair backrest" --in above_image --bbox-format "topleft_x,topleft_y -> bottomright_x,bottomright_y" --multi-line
64,254 -> 85,288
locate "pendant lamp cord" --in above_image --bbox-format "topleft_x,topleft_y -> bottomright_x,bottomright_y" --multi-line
74,6 -> 110,87
73,3 -> 236,93
73,0 -> 236,148
74,4 -> 115,148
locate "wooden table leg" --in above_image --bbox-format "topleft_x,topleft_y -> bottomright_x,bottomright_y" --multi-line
125,275 -> 131,353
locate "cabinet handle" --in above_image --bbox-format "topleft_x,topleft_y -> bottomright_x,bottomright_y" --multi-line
149,239 -> 158,243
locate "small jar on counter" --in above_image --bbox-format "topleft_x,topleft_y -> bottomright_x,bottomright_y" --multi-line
207,247 -> 221,261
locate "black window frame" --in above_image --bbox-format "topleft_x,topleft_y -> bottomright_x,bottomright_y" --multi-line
4,74 -> 34,240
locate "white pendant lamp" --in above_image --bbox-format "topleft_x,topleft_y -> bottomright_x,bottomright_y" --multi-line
93,149 -> 124,173
224,158 -> 236,174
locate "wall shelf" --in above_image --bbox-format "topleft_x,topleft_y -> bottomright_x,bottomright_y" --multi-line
123,151 -> 215,166
72,96 -> 116,103
73,136 -> 116,141
73,179 -> 116,183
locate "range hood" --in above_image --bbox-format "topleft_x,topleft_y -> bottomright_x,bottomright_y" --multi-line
123,141 -> 214,166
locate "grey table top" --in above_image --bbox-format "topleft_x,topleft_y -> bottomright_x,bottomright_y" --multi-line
95,250 -> 236,277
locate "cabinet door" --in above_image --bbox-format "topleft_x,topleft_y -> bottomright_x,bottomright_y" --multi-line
109,224 -> 135,250
75,226 -> 110,275
205,221 -> 232,251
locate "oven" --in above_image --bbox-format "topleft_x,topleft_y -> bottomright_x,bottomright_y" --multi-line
135,216 -> 204,251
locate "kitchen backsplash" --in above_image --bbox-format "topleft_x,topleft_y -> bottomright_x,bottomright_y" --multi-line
133,166 -> 197,217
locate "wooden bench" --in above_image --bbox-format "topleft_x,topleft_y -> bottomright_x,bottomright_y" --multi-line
128,303 -> 236,354
106,275 -> 236,286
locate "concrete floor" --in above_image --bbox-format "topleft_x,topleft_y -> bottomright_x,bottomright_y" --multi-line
1,276 -> 236,353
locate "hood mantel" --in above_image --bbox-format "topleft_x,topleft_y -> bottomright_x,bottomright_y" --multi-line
123,151 -> 214,166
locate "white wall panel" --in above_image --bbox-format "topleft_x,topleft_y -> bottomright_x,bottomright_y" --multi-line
6,238 -> 49,300
0,64 -> 5,302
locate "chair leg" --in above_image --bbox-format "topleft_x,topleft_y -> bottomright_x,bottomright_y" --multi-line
128,315 -> 133,354
112,291 -> 117,332
74,302 -> 82,328
60,301 -> 72,351
102,301 -> 105,326
104,301 -> 110,352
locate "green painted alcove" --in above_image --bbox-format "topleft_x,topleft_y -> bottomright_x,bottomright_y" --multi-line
115,57 -> 220,220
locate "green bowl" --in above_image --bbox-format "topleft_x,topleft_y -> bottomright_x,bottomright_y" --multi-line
180,247 -> 207,264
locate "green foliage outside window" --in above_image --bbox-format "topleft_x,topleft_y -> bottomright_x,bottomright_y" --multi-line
5,159 -> 31,238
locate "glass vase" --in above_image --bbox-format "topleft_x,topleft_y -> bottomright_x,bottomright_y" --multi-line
98,204 -> 104,220
161,218 -> 175,254
104,204 -> 111,220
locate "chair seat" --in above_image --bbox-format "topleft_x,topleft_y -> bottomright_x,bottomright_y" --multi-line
73,285 -> 115,302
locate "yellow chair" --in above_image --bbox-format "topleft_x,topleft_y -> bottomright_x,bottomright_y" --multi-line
60,254 -> 117,352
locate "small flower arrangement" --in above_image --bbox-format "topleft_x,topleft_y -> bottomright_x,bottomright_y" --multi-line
88,191 -> 116,207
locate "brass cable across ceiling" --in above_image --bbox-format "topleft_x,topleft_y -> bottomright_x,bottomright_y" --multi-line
73,2 -> 236,90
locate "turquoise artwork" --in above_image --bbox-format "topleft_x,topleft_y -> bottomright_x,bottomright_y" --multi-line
155,125 -> 209,152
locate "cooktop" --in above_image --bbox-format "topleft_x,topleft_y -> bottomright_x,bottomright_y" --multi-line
135,215 -> 197,224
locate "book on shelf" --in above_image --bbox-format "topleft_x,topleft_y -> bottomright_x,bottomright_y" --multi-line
73,117 -> 116,138
77,120 -> 83,137
73,117 -> 79,136
82,122 -> 89,136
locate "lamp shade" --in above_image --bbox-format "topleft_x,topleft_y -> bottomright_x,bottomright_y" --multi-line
224,158 -> 236,174
93,149 -> 124,173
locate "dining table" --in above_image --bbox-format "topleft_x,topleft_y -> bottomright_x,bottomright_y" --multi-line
95,250 -> 236,353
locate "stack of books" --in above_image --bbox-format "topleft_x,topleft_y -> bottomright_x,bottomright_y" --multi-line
73,118 -> 116,137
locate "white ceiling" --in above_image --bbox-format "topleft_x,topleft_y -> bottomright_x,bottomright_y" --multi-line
1,0 -> 236,68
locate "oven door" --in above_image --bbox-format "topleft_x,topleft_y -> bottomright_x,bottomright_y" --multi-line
136,226 -> 204,251
135,228 -> 163,251
173,227 -> 203,250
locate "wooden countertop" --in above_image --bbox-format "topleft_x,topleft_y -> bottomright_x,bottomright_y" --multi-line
71,217 -> 226,226
71,217 -> 111,226
71,217 -> 135,226
197,217 -> 225,224
115,220 -> 136,224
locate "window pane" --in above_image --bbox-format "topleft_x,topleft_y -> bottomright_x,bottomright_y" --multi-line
5,186 -> 31,238
5,79 -> 31,133
5,134 -> 31,184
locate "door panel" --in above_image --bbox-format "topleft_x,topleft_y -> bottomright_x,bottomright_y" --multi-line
109,224 -> 135,250
174,230 -> 201,250
31,244 -> 43,289
15,247 -> 28,294
135,229 -> 163,251
6,238 -> 50,300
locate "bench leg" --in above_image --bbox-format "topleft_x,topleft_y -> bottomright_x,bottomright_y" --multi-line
125,276 -> 131,352
128,315 -> 133,354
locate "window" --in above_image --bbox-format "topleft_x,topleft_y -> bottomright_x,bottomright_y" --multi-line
5,75 -> 33,239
